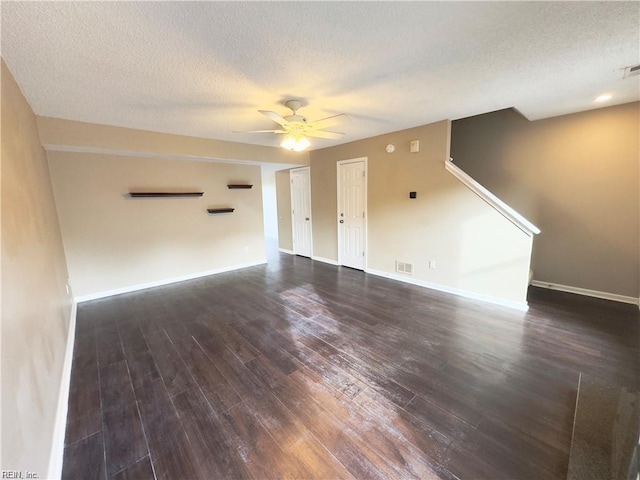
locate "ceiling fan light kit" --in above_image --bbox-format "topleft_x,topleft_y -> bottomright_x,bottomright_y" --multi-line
281,133 -> 311,152
241,99 -> 349,151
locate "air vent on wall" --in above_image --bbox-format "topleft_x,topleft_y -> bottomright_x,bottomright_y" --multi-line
396,261 -> 413,275
624,64 -> 640,78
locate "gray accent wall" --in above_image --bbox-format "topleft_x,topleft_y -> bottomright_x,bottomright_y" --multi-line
451,103 -> 639,298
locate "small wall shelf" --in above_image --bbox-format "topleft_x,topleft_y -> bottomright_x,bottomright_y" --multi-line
227,184 -> 253,189
207,208 -> 235,214
129,192 -> 204,198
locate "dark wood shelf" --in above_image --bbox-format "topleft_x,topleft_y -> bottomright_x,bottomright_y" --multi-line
227,185 -> 253,189
129,192 -> 204,198
207,208 -> 235,214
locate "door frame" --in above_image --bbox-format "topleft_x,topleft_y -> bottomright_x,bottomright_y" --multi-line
290,166 -> 313,257
337,157 -> 368,270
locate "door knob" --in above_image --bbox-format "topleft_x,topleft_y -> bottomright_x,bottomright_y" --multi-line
305,217 -> 310,221
339,220 -> 344,223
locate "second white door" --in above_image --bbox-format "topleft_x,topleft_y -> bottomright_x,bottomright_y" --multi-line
338,159 -> 366,270
290,167 -> 313,257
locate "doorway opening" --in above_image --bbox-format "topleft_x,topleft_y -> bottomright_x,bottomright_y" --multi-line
261,170 -> 279,258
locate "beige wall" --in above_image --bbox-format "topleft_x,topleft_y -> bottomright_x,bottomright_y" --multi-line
309,154 -> 338,260
48,153 -> 266,298
1,60 -> 73,477
275,170 -> 293,251
451,103 -> 640,298
304,120 -> 534,305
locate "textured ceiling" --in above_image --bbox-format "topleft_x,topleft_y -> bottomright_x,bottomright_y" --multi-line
2,1 -> 639,150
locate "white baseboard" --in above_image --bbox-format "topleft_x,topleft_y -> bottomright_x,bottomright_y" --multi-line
75,260 -> 266,303
366,268 -> 529,311
278,248 -> 295,255
48,299 -> 77,479
312,255 -> 339,266
531,280 -> 639,305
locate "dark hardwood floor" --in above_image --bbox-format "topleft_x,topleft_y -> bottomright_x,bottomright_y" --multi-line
62,252 -> 639,479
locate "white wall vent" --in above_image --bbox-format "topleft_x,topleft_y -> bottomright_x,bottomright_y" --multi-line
396,261 -> 413,275
624,64 -> 640,78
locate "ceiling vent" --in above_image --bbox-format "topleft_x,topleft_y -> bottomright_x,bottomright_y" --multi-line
623,64 -> 640,78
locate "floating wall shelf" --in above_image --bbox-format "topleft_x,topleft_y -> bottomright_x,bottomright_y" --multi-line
227,184 -> 253,189
129,192 -> 204,198
207,208 -> 235,214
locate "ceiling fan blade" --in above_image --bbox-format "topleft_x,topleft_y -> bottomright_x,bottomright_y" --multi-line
309,114 -> 349,130
233,129 -> 287,134
259,110 -> 290,128
305,130 -> 344,139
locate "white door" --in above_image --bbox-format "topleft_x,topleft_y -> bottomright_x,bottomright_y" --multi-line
338,159 -> 366,270
290,167 -> 313,257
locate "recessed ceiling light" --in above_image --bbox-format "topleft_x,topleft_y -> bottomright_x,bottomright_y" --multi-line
595,93 -> 613,103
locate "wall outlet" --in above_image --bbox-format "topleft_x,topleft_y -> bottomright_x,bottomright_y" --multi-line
429,260 -> 436,269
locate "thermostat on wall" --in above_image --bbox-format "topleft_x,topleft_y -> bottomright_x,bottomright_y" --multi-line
385,144 -> 395,153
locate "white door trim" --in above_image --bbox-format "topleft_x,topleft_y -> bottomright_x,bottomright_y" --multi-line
290,166 -> 313,257
337,157 -> 368,270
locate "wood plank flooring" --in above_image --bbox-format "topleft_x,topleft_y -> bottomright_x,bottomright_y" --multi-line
62,253 -> 640,479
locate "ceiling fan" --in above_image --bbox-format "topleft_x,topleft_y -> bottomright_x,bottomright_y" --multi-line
239,100 -> 349,151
